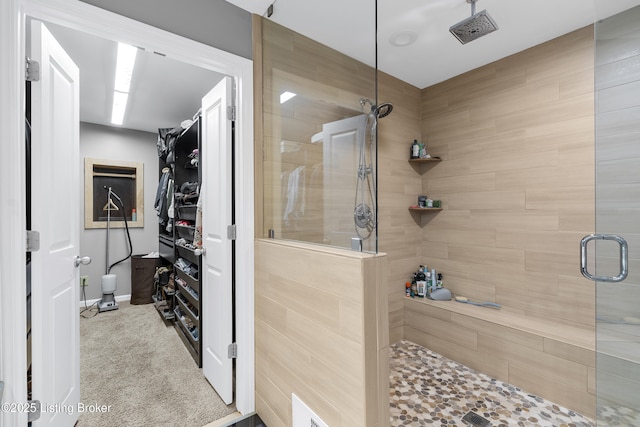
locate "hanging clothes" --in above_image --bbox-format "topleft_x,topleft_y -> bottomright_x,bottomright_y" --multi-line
194,185 -> 203,249
155,167 -> 171,225
165,178 -> 174,233
283,165 -> 306,225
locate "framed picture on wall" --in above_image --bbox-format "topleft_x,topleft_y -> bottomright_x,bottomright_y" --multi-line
84,158 -> 144,229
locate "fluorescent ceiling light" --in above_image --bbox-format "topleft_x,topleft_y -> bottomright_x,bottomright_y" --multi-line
280,91 -> 296,104
111,91 -> 129,125
114,43 -> 138,92
111,42 -> 137,125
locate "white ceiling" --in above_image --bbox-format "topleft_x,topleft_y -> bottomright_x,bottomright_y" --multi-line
228,0 -> 640,89
44,21 -> 225,134
42,1 -> 640,134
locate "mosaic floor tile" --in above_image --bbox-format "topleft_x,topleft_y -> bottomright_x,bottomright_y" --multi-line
596,405 -> 640,426
389,340 -> 595,427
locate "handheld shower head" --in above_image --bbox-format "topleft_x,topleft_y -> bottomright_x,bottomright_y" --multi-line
450,0 -> 498,44
375,102 -> 393,118
359,98 -> 394,118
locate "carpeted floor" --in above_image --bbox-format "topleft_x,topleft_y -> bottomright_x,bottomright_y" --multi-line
78,301 -> 235,427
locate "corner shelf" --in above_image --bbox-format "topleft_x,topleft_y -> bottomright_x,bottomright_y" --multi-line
408,156 -> 443,216
408,157 -> 442,164
408,207 -> 443,213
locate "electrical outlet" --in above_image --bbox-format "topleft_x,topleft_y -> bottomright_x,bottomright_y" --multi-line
80,276 -> 89,287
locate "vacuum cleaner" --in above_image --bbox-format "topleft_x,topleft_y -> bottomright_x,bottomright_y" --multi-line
98,186 -> 133,313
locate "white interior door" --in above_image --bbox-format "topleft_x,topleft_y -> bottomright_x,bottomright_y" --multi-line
201,76 -> 234,404
322,114 -> 367,247
30,20 -> 81,427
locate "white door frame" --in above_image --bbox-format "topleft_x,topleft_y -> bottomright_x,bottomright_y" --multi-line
0,0 -> 255,424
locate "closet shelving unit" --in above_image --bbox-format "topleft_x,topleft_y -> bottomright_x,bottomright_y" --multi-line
171,117 -> 203,367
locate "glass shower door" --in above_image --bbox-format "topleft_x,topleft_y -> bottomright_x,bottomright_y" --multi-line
591,4 -> 640,425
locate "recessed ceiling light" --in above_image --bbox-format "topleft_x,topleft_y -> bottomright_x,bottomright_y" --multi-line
389,30 -> 418,47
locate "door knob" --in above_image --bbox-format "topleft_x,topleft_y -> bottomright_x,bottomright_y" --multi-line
194,247 -> 205,256
74,256 -> 91,267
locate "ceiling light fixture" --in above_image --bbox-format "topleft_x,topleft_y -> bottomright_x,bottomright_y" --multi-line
110,92 -> 129,126
111,42 -> 138,125
389,30 -> 418,47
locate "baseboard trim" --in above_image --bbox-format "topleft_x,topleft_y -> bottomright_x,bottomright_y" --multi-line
79,294 -> 131,309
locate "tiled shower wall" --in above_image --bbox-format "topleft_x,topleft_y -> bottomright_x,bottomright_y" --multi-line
419,26 -> 596,328
410,26 -> 598,417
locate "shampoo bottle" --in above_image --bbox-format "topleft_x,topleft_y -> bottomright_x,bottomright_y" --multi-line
411,140 -> 420,159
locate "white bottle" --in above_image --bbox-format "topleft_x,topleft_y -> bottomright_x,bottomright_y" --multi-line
425,272 -> 431,295
431,268 -> 437,289
416,281 -> 426,297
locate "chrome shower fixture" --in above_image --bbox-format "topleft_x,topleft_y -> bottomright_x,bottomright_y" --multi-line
359,98 -> 394,119
376,102 -> 394,118
449,0 -> 498,45
353,97 -> 394,243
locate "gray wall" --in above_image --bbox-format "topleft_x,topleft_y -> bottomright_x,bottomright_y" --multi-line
79,122 -> 159,301
79,0 -> 253,60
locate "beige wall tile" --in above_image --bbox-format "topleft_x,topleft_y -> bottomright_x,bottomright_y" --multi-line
256,239 -> 388,427
509,363 -> 595,419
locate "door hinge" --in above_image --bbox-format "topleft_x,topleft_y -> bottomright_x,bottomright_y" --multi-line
227,224 -> 236,240
26,230 -> 40,252
25,57 -> 40,82
226,106 -> 236,121
228,342 -> 237,359
27,400 -> 41,422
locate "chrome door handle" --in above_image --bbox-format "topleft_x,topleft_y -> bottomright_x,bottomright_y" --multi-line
580,234 -> 628,282
74,256 -> 91,267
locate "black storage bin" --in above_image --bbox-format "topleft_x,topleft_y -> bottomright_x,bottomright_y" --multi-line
130,255 -> 160,304
175,224 -> 195,242
177,205 -> 197,221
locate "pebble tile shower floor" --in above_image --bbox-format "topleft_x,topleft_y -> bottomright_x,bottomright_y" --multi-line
389,340 -> 595,427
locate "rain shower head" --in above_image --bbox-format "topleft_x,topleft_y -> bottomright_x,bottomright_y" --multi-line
449,0 -> 498,45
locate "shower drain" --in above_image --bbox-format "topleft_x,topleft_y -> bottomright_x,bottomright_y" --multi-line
462,410 -> 491,427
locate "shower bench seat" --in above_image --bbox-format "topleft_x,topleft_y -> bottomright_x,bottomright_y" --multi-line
403,296 -> 595,419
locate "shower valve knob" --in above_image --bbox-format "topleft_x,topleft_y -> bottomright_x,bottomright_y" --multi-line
74,256 -> 91,267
